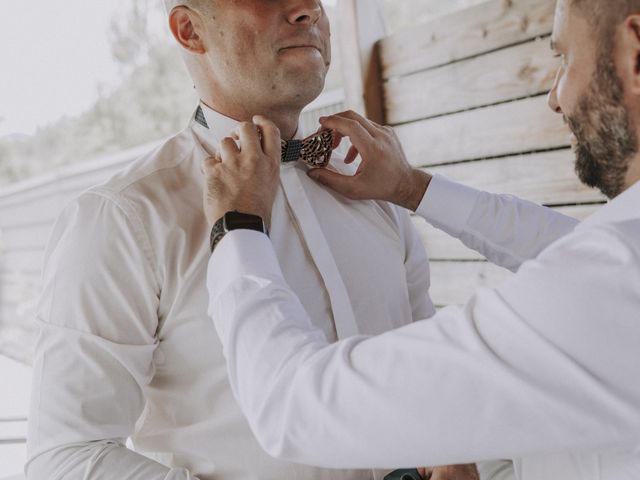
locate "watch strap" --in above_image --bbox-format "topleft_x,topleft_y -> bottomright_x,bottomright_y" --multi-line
209,211 -> 268,254
210,217 -> 227,253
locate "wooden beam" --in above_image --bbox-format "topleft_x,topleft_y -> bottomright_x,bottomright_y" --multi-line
336,0 -> 387,123
395,95 -> 570,166
429,261 -> 513,306
427,150 -> 606,206
385,37 -> 560,125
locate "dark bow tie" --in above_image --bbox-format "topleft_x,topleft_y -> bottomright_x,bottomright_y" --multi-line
281,130 -> 334,168
194,105 -> 333,168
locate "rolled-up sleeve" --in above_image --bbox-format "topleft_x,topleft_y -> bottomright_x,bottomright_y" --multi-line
27,191 -> 198,480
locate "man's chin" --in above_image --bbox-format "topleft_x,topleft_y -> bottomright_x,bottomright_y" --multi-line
575,155 -> 622,199
278,72 -> 326,105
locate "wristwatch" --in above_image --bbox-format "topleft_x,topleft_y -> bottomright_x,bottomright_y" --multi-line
210,211 -> 269,253
383,469 -> 423,480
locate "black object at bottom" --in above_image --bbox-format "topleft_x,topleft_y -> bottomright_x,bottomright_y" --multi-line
384,468 -> 423,480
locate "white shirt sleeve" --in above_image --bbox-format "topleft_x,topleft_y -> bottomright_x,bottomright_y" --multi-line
208,227 -> 640,469
26,192 -> 199,480
418,175 -> 580,271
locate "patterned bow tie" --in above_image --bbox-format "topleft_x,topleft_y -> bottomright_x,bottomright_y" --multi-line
194,105 -> 333,168
281,130 -> 334,168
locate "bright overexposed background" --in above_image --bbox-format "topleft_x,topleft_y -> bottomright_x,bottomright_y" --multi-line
0,1 -> 128,138
0,0 -> 345,187
0,0 -> 487,188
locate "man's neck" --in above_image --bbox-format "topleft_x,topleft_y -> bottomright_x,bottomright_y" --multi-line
200,98 -> 301,140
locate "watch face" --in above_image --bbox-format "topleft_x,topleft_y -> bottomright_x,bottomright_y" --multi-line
224,212 -> 265,232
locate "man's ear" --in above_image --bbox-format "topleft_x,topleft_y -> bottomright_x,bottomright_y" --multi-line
169,6 -> 206,54
618,15 -> 640,95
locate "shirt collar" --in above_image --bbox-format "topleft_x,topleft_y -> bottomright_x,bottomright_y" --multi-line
189,101 -> 303,153
578,180 -> 640,229
188,101 -> 351,173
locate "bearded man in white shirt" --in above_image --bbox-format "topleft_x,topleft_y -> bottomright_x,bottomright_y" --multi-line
25,1 -> 479,480
204,0 -> 640,479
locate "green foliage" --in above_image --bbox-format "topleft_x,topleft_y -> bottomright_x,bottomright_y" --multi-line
0,1 -> 194,188
108,0 -> 153,70
0,45 -> 195,187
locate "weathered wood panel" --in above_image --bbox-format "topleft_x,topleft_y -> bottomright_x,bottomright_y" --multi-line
429,260 -> 513,306
415,218 -> 484,261
380,0 -> 556,78
396,94 -> 570,166
427,150 -> 606,206
385,37 -> 558,124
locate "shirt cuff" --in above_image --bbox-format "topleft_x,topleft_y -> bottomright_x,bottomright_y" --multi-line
416,174 -> 482,237
207,230 -> 282,303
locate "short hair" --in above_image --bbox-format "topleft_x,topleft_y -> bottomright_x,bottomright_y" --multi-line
572,0 -> 640,46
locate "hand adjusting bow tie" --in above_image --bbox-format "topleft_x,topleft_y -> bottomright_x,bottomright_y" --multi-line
281,129 -> 334,168
194,105 -> 334,168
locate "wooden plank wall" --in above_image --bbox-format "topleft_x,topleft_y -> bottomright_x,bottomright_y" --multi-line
377,0 -> 606,306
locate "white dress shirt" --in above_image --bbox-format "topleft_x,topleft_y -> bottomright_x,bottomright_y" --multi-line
26,104 -> 436,480
208,174 -> 640,480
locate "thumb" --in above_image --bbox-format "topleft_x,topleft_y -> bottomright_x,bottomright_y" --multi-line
308,168 -> 358,198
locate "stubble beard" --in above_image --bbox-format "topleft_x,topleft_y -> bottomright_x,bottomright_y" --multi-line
566,53 -> 637,199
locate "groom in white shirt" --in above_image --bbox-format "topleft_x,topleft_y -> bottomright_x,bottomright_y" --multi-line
26,1 -> 478,479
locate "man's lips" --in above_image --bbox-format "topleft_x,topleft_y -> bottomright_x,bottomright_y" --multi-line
279,45 -> 322,53
278,34 -> 325,54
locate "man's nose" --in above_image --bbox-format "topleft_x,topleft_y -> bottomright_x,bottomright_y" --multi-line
547,70 -> 563,114
287,0 -> 322,25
